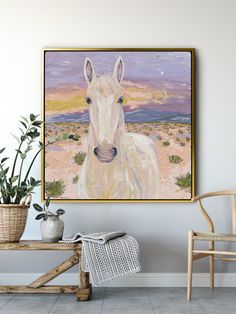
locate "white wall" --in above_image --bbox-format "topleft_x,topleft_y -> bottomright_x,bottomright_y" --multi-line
0,0 -> 236,276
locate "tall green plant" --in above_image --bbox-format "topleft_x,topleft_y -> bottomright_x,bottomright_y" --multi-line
0,113 -> 47,204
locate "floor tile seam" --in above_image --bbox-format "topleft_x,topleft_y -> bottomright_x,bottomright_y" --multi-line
0,294 -> 16,311
100,287 -> 106,314
47,295 -> 61,314
147,288 -> 157,314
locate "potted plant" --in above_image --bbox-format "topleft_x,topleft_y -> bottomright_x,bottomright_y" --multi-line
33,197 -> 65,242
0,113 -> 44,242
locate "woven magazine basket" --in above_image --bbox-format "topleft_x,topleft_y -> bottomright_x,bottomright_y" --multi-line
0,195 -> 31,243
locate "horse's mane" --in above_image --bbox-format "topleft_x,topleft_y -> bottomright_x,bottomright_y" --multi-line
90,74 -> 122,96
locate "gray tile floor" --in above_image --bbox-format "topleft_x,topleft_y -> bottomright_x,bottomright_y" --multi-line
0,288 -> 235,314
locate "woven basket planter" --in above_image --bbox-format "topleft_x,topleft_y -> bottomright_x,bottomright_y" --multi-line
0,195 -> 31,243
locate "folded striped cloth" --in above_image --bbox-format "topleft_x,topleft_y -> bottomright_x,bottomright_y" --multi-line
61,231 -> 142,286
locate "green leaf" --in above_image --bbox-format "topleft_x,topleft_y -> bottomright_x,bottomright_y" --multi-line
34,180 -> 41,187
17,185 -> 27,191
10,176 -> 18,184
0,148 -> 5,154
46,196 -> 50,207
10,133 -> 20,143
33,203 -> 44,212
3,167 -> 9,175
35,213 -> 46,220
39,141 -> 44,148
19,128 -> 24,135
27,131 -> 40,139
33,120 -> 43,127
0,167 -> 9,179
6,182 -> 16,198
30,114 -> 36,122
1,157 -> 9,164
20,116 -> 29,124
25,146 -> 32,153
56,209 -> 65,216
30,177 -> 35,184
20,121 -> 27,129
27,186 -> 34,193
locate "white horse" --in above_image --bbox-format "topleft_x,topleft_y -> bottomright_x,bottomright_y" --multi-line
77,57 -> 160,199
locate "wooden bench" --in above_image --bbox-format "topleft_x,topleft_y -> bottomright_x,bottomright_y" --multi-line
0,240 -> 92,301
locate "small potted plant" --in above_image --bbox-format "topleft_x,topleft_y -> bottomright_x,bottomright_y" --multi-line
33,197 -> 65,242
0,114 -> 45,243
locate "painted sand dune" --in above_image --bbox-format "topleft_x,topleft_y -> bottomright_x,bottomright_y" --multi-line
45,122 -> 191,199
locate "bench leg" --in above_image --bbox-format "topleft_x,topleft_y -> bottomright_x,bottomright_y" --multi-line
76,255 -> 92,301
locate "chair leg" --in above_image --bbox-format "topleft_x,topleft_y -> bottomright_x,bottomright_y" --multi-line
209,240 -> 214,289
187,230 -> 194,300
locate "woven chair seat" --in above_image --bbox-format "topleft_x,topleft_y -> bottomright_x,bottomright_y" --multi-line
193,231 -> 236,242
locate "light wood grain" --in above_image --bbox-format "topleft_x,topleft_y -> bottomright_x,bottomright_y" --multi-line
76,285 -> 92,301
193,250 -> 236,256
188,191 -> 236,300
80,264 -> 89,289
194,190 -> 236,201
76,255 -> 91,301
28,255 -> 80,288
193,253 -> 210,260
231,195 -> 236,234
0,240 -> 91,301
187,230 -> 193,301
0,240 -> 82,251
193,234 -> 236,242
198,200 -> 214,233
214,257 -> 236,262
209,246 -> 214,289
0,285 -> 77,294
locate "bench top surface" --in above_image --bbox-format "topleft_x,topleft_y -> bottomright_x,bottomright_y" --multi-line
0,240 -> 81,250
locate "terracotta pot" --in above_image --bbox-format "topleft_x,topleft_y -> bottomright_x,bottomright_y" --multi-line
0,195 -> 31,243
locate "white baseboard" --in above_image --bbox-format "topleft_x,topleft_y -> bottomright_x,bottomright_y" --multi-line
1,273 -> 236,287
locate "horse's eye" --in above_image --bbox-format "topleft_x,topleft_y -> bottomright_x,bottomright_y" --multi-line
85,97 -> 92,104
118,96 -> 124,104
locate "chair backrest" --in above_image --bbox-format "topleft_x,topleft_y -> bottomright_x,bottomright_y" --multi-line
194,191 -> 236,234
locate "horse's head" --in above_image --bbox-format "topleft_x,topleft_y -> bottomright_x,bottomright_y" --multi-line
84,57 -> 125,163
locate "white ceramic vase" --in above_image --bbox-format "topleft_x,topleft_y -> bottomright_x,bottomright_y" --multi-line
40,215 -> 64,242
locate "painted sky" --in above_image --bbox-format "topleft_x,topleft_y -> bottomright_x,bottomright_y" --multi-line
45,51 -> 192,123
45,51 -> 192,89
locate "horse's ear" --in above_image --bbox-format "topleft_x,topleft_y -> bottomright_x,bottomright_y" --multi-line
84,58 -> 95,84
113,57 -> 125,83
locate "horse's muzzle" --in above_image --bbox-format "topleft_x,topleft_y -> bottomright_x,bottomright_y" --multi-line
94,145 -> 117,163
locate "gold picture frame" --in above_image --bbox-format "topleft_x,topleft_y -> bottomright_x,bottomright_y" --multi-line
41,48 -> 195,203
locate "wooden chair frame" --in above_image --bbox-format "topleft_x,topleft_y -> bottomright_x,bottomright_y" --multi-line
187,190 -> 236,300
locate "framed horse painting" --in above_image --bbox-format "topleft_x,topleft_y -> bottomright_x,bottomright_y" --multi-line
42,48 -> 195,202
